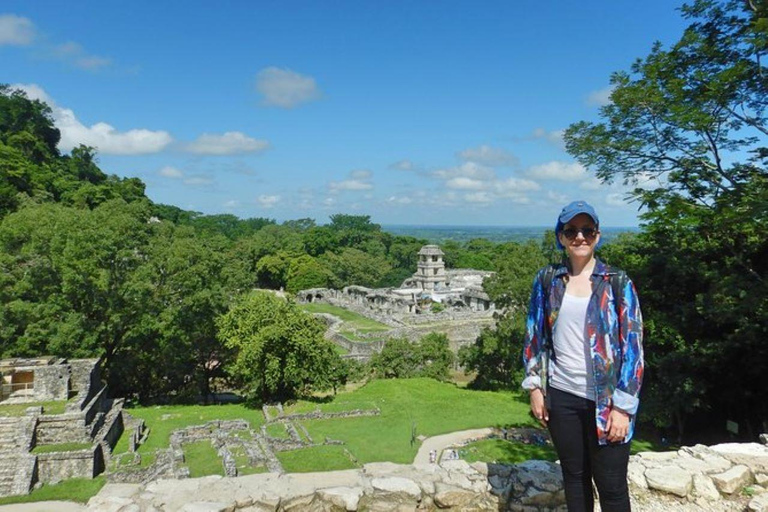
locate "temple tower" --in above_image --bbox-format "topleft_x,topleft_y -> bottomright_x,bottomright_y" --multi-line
413,245 -> 448,290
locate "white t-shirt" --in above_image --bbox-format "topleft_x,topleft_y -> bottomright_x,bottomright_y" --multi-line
550,292 -> 595,400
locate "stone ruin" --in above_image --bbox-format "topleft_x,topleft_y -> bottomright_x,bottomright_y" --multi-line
297,245 -> 497,360
0,357 -> 124,498
108,403 -> 381,485
299,245 -> 495,316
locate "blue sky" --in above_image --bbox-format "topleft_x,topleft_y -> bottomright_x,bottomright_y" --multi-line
2,1 -> 689,226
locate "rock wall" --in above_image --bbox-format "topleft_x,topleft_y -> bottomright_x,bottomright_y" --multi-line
35,413 -> 90,445
31,364 -> 69,401
37,446 -> 101,483
86,441 -> 768,511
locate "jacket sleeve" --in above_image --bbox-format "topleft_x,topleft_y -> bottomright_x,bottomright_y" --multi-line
521,268 -> 547,391
612,275 -> 644,415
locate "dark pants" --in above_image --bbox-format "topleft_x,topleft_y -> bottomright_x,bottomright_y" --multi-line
547,386 -> 631,512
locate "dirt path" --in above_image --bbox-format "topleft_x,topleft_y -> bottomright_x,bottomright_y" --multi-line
413,427 -> 494,464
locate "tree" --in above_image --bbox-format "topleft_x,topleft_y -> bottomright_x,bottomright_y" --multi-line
217,291 -> 344,403
564,0 -> 768,440
369,338 -> 422,379
320,247 -> 392,288
459,240 -> 547,390
369,333 -> 455,380
417,333 -> 455,381
285,255 -> 333,293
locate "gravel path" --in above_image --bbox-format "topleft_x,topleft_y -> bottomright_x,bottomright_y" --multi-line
413,427 -> 494,464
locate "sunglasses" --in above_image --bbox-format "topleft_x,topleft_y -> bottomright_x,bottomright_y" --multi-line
561,226 -> 599,240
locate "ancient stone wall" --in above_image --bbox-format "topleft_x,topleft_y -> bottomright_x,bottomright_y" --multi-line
36,445 -> 102,483
35,413 -> 90,445
86,441 -> 768,512
31,364 -> 69,401
68,359 -> 101,405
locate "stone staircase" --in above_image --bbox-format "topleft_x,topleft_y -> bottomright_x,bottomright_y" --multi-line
0,417 -> 37,496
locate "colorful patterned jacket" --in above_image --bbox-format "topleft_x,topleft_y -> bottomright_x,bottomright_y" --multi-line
521,259 -> 644,444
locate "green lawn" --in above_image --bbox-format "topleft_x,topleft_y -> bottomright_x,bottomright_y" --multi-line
114,403 -> 267,467
266,422 -> 290,439
278,445 -> 358,472
0,400 -> 68,416
0,477 -> 105,505
300,303 -> 391,332
32,442 -> 92,454
112,379 -> 666,476
184,440 -> 224,478
461,438 -> 557,464
290,378 -> 536,467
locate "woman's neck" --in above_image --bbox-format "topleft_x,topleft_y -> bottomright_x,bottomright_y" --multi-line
567,256 -> 596,277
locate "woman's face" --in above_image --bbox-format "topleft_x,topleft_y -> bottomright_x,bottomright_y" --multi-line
559,213 -> 600,260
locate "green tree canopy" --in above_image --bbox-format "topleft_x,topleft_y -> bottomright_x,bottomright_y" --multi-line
217,291 -> 344,403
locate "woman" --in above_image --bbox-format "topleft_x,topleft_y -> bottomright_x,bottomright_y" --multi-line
522,200 -> 644,512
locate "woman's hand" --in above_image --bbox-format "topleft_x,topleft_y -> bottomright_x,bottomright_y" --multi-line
530,388 -> 548,427
606,407 -> 630,442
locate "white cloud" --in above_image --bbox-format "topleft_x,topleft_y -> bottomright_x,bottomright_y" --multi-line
432,162 -> 495,181
223,200 -> 240,209
387,196 -> 413,205
323,197 -> 336,207
183,176 -> 213,187
457,144 -> 518,167
606,193 -> 626,207
159,166 -> 184,178
527,161 -> 587,182
257,195 -> 280,208
580,177 -> 604,190
350,169 -> 372,180
53,41 -> 111,71
0,14 -> 35,46
75,55 -> 112,70
186,131 -> 270,155
329,169 -> 373,192
389,159 -> 414,171
330,180 -> 373,191
532,128 -> 565,147
493,177 -> 540,196
256,67 -> 321,108
546,190 -> 569,204
446,177 -> 485,190
587,86 -> 614,107
12,83 -> 172,155
464,192 -> 493,204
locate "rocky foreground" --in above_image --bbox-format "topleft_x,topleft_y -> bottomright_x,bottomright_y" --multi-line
82,441 -> 768,512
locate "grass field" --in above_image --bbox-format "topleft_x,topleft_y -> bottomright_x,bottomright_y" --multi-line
300,303 -> 391,342
285,378 -> 535,467
278,445 -> 358,472
0,400 -> 68,416
461,438 -> 557,464
113,403 -> 267,467
0,477 -> 106,505
114,378 -> 535,473
32,442 -> 92,454
184,440 -> 224,478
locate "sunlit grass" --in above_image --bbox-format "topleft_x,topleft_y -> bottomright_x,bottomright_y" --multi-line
278,445 -> 357,473
0,400 -> 68,416
461,438 -> 557,464
32,442 -> 92,454
184,440 -> 223,478
300,303 -> 391,332
0,477 -> 105,505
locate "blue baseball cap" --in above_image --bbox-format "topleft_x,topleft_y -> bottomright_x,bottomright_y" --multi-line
555,200 -> 600,250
